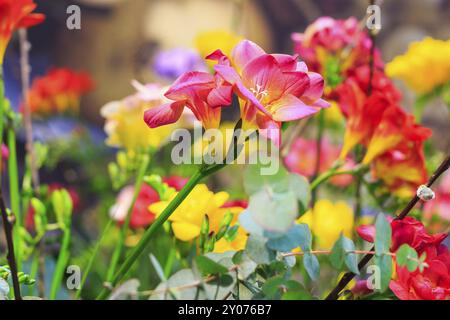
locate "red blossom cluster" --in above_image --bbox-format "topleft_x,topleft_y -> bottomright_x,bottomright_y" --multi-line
358,217 -> 449,300
23,68 -> 94,116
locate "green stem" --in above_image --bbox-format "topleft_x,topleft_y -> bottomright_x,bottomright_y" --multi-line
96,168 -> 207,300
105,153 -> 150,282
29,249 -> 40,296
49,226 -> 71,299
7,126 -> 22,270
75,219 -> 113,300
163,245 -> 177,278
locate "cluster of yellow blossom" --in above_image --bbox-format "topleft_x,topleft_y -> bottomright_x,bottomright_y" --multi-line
386,37 -> 450,95
150,184 -> 247,253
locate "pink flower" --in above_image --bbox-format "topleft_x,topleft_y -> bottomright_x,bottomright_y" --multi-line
207,40 -> 329,146
291,17 -> 382,76
144,71 -> 232,129
283,137 -> 354,187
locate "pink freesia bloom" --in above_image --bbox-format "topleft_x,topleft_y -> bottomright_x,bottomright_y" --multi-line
144,71 -> 232,129
291,17 -> 382,76
284,137 -> 354,187
207,40 -> 329,146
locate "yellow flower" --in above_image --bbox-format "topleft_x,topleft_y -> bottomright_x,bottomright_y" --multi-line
386,37 -> 450,95
149,184 -> 248,253
297,199 -> 354,249
101,81 -> 188,152
194,30 -> 242,66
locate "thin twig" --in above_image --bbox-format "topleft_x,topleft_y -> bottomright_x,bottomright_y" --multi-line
0,188 -> 22,300
19,29 -> 40,192
325,152 -> 450,300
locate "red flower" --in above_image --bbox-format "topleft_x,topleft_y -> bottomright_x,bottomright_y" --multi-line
162,176 -> 188,191
358,216 -> 449,300
357,216 -> 447,254
23,68 -> 94,116
222,199 -> 248,209
110,183 -> 160,229
0,0 -> 45,62
390,244 -> 450,300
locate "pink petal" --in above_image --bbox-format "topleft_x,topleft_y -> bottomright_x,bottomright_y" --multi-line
311,98 -> 331,109
205,49 -> 229,64
296,61 -> 309,72
256,114 -> 281,147
303,72 -> 325,102
165,71 -> 215,101
144,101 -> 185,128
271,54 -> 298,71
231,40 -> 265,72
242,54 -> 286,102
271,94 -> 319,122
207,85 -> 233,107
283,71 -> 310,96
214,64 -> 271,117
357,225 -> 375,243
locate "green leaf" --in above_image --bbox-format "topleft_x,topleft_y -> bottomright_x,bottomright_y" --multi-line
395,244 -> 419,272
195,256 -> 229,276
245,234 -> 275,265
330,235 -> 345,270
267,224 -> 310,252
232,251 -> 257,280
342,237 -> 359,275
375,214 -> 392,256
243,163 -> 289,195
288,173 -> 310,212
262,276 -> 286,298
297,223 -> 312,252
149,269 -> 199,300
303,253 -> 320,281
247,189 -> 298,233
375,254 -> 392,292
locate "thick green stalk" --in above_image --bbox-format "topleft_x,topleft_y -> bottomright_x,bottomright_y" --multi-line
105,154 -> 150,282
96,169 -> 206,300
49,226 -> 71,299
7,127 -> 22,270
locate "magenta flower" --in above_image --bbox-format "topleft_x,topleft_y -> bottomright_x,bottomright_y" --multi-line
144,71 -> 232,129
207,40 -> 329,145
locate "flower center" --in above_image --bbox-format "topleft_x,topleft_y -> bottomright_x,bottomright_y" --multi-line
250,84 -> 269,101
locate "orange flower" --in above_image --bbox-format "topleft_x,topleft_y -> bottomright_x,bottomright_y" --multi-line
23,68 -> 94,116
0,0 -> 45,63
371,141 -> 430,198
363,107 -> 432,164
336,65 -> 431,197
